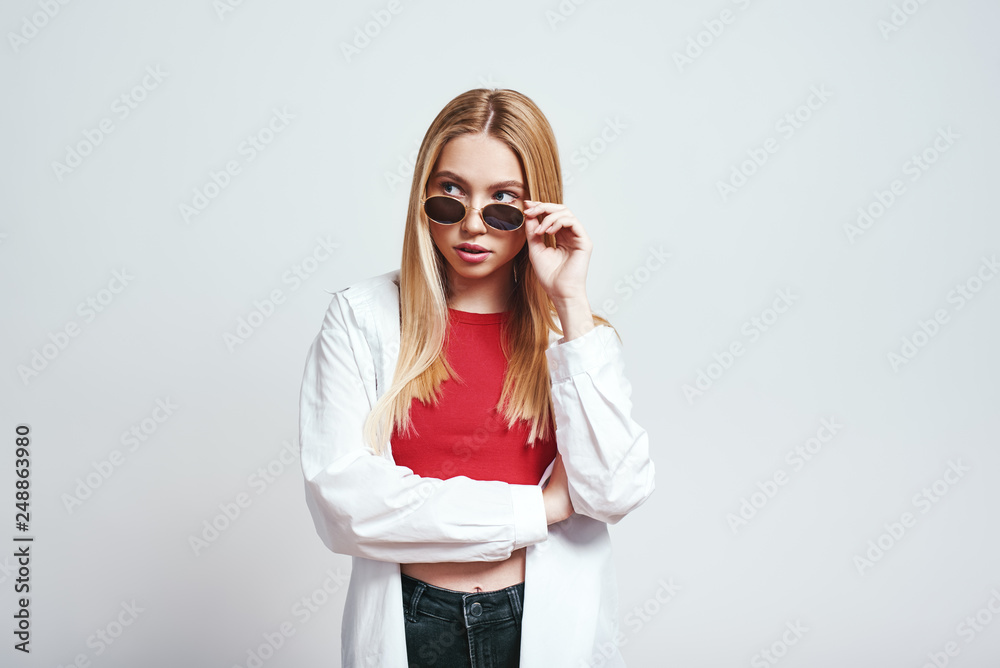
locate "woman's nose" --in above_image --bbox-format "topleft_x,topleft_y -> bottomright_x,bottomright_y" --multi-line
460,203 -> 489,232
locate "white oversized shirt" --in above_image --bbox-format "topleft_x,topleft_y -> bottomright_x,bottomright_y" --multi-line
298,269 -> 655,667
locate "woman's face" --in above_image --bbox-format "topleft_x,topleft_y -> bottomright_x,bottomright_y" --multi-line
426,133 -> 528,291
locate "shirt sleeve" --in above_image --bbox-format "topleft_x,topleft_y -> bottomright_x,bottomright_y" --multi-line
545,324 -> 656,525
299,292 -> 548,564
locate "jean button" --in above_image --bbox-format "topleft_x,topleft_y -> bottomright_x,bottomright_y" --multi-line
470,602 -> 482,617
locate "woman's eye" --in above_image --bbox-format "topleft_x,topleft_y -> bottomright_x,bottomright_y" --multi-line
441,182 -> 464,197
494,191 -> 518,204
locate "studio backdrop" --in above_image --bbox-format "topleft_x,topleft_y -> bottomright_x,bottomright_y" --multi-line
2,0 -> 999,666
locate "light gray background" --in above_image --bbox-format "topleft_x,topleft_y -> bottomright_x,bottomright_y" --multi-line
3,0 -> 999,666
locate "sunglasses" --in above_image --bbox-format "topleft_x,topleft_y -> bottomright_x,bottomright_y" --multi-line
421,195 -> 524,232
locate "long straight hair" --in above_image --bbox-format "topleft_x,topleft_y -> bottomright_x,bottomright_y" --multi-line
363,89 -> 613,455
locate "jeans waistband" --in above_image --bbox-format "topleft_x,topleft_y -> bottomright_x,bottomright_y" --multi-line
401,573 -> 524,628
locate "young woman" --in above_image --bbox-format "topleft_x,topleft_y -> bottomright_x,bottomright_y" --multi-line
299,89 -> 655,667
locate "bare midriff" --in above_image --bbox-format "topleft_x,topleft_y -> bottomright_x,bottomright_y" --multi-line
400,548 -> 526,593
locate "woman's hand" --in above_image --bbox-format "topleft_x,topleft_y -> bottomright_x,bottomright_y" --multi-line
524,201 -> 593,303
524,200 -> 596,341
542,453 -> 574,525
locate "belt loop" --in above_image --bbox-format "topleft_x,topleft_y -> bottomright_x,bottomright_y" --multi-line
507,585 -> 523,630
407,580 -> 426,623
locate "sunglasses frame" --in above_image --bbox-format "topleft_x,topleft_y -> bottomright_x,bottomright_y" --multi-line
420,195 -> 525,232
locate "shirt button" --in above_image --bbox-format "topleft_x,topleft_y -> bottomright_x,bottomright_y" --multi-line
470,602 -> 482,617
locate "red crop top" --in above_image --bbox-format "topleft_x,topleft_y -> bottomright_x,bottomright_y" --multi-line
390,308 -> 557,485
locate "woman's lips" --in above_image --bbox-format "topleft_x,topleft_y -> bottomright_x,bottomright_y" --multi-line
455,247 -> 491,263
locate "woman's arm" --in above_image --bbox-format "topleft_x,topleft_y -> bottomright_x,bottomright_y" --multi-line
299,292 -> 551,564
546,323 -> 656,525
542,453 -> 574,524
524,201 -> 657,525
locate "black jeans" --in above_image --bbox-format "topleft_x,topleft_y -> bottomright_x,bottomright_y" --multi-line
401,573 -> 524,668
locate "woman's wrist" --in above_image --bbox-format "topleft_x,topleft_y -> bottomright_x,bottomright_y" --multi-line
552,296 -> 595,343
542,483 -> 573,525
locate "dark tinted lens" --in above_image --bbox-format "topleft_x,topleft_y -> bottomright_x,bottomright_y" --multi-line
423,197 -> 466,224
482,204 -> 524,231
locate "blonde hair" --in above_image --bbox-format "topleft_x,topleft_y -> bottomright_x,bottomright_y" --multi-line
363,88 -> 613,455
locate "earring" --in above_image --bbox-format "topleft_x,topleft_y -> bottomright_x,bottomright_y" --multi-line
513,263 -> 518,284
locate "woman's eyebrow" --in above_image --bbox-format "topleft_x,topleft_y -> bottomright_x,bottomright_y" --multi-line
431,170 -> 525,191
